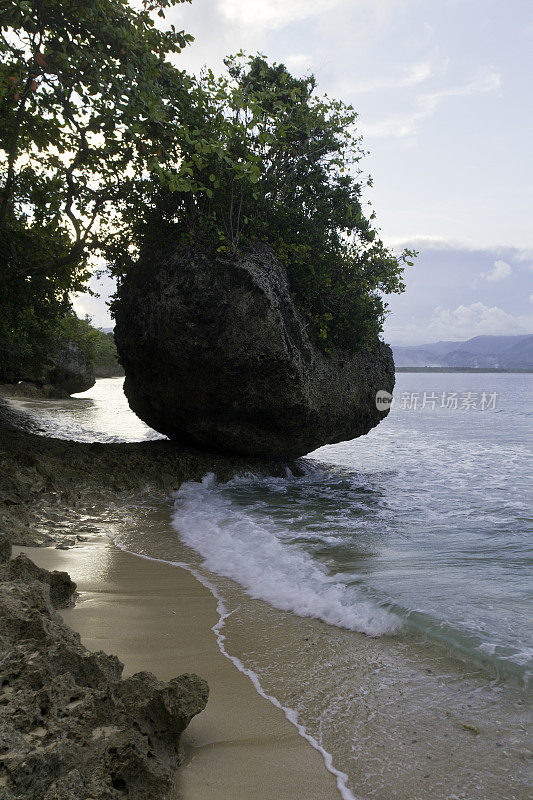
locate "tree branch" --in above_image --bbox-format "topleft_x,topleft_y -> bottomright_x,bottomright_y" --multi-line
0,60 -> 39,230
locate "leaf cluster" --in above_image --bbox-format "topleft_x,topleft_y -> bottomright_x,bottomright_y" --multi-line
0,0 -> 194,379
117,54 -> 415,351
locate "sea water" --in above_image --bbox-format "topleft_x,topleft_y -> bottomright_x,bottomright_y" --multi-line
168,371 -> 532,688
9,373 -> 532,798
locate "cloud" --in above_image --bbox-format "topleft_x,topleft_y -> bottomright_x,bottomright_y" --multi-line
400,61 -> 433,86
70,272 -> 116,329
420,66 -> 502,112
359,111 -> 424,139
513,249 -> 533,267
361,66 -> 502,138
285,53 -> 313,72
385,234 -> 458,249
382,243 -> 533,345
428,302 -> 524,339
385,236 -> 528,259
350,61 -> 432,93
218,0 -> 343,29
216,0 -> 401,32
71,296 -> 88,318
479,259 -> 512,282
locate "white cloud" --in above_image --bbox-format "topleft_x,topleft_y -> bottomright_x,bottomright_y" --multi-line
383,243 -> 533,344
420,66 -> 502,112
403,62 -> 433,85
479,259 -> 512,282
285,53 -> 313,71
350,61 -> 432,93
361,66 -> 502,138
428,302 -> 524,339
512,249 -> 533,269
385,234 -> 458,249
216,0 -> 400,31
218,0 -> 343,29
71,295 -> 88,318
70,272 -> 116,329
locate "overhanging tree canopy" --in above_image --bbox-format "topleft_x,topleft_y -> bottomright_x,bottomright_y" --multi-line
0,0 -> 196,271
0,0 -> 199,378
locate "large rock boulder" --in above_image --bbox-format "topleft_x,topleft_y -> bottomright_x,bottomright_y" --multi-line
46,340 -> 95,396
114,245 -> 394,458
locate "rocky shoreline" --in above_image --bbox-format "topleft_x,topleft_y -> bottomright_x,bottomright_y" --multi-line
0,395 -> 298,549
0,534 -> 208,800
0,395 -> 298,800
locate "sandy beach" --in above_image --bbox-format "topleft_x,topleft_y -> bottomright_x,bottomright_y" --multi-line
17,537 -> 341,800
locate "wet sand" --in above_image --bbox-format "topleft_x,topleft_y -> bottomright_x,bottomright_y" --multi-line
17,538 -> 341,800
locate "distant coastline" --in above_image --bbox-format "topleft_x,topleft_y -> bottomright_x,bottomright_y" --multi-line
395,366 -> 533,373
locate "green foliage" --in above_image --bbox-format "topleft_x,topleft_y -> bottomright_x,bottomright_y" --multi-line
0,0 -> 194,246
115,54 -> 415,351
57,313 -> 122,376
0,297 -> 121,383
0,0 -> 196,379
92,331 -> 123,377
0,221 -> 86,381
1,0 -> 414,372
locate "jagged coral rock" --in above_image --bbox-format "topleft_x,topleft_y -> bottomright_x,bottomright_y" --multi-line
0,558 -> 208,800
2,553 -> 76,608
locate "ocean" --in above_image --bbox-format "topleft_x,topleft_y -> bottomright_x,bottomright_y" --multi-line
11,373 -> 532,799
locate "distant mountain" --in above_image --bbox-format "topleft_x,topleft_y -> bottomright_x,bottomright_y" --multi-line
392,334 -> 533,369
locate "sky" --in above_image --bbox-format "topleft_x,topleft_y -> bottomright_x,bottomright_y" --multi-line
74,0 -> 533,345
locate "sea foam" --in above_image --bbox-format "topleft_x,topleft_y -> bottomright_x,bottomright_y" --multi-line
171,473 -> 400,637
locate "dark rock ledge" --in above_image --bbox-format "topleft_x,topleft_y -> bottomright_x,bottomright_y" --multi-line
0,534 -> 208,800
0,398 -> 298,548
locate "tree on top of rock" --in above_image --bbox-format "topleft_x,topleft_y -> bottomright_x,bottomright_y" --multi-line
115,54 -> 416,352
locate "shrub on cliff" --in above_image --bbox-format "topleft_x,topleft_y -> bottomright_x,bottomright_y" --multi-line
112,55 -> 416,352
0,304 -> 119,388
58,313 -> 123,378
